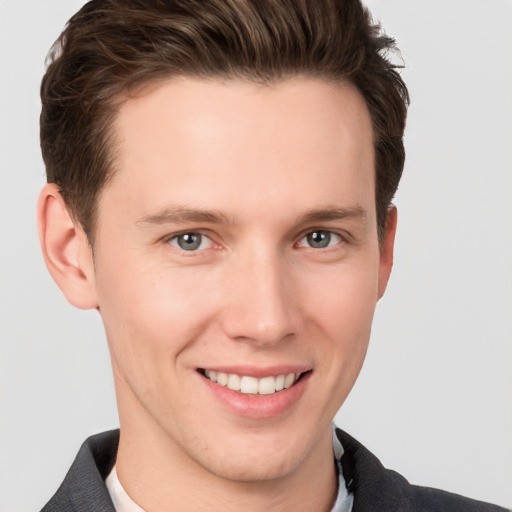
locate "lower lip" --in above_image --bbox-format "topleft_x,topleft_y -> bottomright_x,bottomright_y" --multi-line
200,372 -> 311,419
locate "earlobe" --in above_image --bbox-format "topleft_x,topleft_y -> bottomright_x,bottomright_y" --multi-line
377,206 -> 398,299
37,183 -> 99,310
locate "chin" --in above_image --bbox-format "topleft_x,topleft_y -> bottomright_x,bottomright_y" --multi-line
201,449 -> 303,483
182,423 -> 317,484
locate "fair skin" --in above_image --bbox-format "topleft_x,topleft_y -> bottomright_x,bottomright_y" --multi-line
38,77 -> 396,511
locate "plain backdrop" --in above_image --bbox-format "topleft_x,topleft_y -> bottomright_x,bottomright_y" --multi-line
1,1 -> 511,510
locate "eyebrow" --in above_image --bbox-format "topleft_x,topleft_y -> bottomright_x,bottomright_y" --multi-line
136,205 -> 367,226
136,206 -> 231,225
295,206 -> 368,225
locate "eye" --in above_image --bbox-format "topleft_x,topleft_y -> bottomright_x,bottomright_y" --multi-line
168,232 -> 213,251
298,230 -> 342,249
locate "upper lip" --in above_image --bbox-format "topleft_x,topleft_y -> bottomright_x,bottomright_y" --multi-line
198,365 -> 312,378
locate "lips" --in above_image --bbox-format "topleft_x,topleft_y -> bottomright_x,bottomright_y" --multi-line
203,369 -> 303,395
199,367 -> 312,419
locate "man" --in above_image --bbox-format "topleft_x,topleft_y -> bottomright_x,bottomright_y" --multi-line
32,0 -> 508,510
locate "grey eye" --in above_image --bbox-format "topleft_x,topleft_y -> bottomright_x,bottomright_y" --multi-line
304,230 -> 340,249
172,233 -> 204,251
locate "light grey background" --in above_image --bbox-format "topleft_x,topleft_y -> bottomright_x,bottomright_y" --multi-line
1,1 -> 511,510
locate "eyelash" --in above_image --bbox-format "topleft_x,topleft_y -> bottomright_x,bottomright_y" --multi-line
166,231 -> 217,253
165,229 -> 346,254
296,230 -> 343,250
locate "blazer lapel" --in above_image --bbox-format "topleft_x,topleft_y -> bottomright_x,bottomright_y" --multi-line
336,428 -> 414,512
41,430 -> 119,512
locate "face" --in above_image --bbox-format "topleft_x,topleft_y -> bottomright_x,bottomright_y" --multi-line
90,77 -> 393,482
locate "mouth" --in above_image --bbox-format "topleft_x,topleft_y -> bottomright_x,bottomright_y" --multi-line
198,369 -> 311,396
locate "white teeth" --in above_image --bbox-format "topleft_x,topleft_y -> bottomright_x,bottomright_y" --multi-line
217,371 -> 228,386
227,373 -> 241,391
205,370 -> 217,383
284,373 -> 295,389
258,376 -> 276,395
240,376 -> 259,394
204,370 -> 304,395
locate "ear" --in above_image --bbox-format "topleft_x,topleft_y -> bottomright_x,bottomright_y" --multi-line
377,205 -> 398,299
37,183 -> 99,309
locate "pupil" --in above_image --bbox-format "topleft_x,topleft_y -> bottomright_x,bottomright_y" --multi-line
178,233 -> 201,250
307,231 -> 330,248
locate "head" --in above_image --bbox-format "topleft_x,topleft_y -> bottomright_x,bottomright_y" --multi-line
37,0 -> 408,498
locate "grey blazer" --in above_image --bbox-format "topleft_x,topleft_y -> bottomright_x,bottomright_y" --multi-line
41,429 -> 509,512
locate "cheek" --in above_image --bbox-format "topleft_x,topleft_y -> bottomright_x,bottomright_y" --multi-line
308,259 -> 379,333
303,259 -> 379,383
95,266 -> 215,411
95,255 -> 222,360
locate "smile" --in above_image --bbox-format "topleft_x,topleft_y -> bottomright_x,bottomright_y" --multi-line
202,369 -> 306,395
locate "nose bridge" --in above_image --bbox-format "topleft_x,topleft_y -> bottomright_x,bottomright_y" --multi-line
222,245 -> 298,345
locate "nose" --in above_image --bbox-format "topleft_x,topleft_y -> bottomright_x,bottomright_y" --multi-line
220,250 -> 301,346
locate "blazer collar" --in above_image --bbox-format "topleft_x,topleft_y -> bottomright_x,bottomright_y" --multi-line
41,429 -> 119,511
335,428 -> 415,512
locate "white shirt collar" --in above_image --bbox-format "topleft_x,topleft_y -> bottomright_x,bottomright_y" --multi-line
106,466 -> 145,512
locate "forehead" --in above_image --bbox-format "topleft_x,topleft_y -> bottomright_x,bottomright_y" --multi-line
105,77 -> 375,223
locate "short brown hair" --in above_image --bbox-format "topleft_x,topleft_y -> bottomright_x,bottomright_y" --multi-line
40,0 -> 409,243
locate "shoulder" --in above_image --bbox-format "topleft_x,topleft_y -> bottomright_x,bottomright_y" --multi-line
335,428 -> 509,512
409,484 -> 510,512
